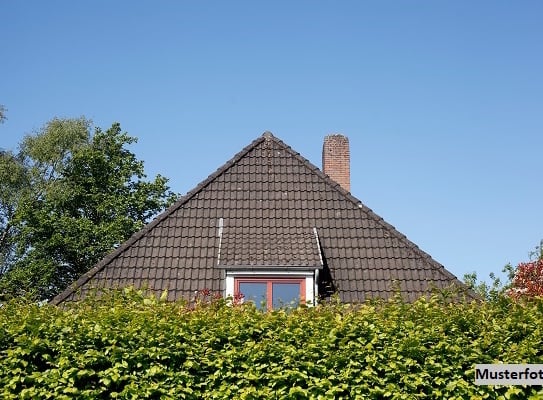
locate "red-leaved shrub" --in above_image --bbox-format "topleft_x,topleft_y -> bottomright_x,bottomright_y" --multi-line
507,259 -> 543,299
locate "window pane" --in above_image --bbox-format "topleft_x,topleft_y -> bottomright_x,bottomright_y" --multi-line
238,282 -> 267,309
272,283 -> 301,309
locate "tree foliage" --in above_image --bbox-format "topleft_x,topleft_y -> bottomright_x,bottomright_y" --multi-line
0,118 -> 177,300
508,259 -> 543,299
462,270 -> 505,302
464,240 -> 543,301
0,151 -> 29,273
507,241 -> 543,299
0,289 -> 542,398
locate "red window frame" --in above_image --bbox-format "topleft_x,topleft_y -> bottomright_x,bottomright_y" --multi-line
234,277 -> 306,311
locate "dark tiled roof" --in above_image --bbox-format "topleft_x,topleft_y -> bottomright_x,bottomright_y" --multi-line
52,132 -> 472,305
218,228 -> 322,268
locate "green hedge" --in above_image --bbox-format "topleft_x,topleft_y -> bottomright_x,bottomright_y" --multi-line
1,289 -> 543,399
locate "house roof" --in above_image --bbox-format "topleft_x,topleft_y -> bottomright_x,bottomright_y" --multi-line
52,132 -> 472,305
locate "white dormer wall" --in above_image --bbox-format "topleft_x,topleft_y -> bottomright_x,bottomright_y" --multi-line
225,270 -> 317,306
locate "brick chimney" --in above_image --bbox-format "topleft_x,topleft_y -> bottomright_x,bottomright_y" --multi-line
322,134 -> 350,192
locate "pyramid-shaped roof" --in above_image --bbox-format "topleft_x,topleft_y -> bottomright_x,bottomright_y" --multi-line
52,132 -> 471,305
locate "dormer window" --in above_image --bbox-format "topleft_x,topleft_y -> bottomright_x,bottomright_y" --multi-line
236,277 -> 305,310
217,227 -> 323,310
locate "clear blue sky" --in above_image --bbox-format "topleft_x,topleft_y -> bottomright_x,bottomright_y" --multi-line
2,1 -> 542,284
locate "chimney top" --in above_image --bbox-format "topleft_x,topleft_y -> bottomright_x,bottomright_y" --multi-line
322,134 -> 350,192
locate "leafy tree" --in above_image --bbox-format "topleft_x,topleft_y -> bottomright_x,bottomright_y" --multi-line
0,104 -> 6,124
507,240 -> 543,299
508,259 -> 543,299
1,118 -> 90,288
0,151 -> 29,274
0,118 -> 177,300
463,270 -> 505,302
465,240 -> 543,301
529,239 -> 543,261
